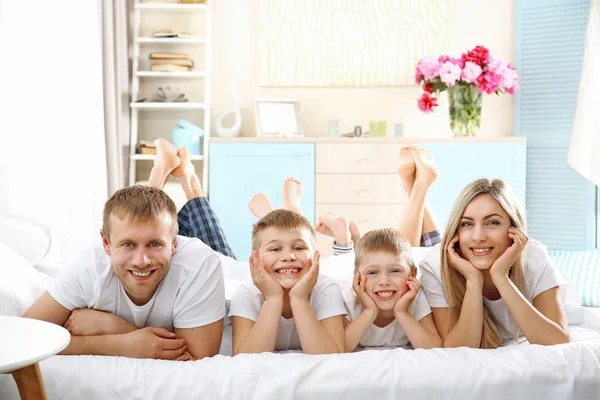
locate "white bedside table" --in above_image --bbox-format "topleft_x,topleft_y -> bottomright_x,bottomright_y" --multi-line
0,316 -> 70,400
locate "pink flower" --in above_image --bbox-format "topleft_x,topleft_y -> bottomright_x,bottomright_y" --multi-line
438,55 -> 464,68
461,61 -> 482,83
416,57 -> 441,81
476,72 -> 502,94
462,45 -> 490,67
502,65 -> 519,93
418,92 -> 438,113
424,83 -> 434,93
439,61 -> 462,86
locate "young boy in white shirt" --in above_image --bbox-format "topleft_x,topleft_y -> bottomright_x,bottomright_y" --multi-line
343,228 -> 442,351
229,209 -> 346,355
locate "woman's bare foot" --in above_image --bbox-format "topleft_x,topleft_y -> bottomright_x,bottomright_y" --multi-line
281,177 -> 303,214
147,139 -> 181,189
398,146 -> 417,194
248,193 -> 274,219
172,147 -> 205,199
414,147 -> 439,187
349,220 -> 363,246
315,213 -> 351,246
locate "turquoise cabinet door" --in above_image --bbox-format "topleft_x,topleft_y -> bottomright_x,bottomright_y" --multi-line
209,143 -> 315,260
418,142 -> 526,234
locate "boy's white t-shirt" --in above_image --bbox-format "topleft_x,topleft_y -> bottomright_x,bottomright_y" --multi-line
228,274 -> 347,351
419,239 -> 564,342
342,287 -> 432,348
47,235 -> 226,332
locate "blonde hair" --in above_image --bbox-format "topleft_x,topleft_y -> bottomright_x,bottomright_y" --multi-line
440,178 -> 527,349
355,228 -> 415,271
102,185 -> 178,241
252,209 -> 317,250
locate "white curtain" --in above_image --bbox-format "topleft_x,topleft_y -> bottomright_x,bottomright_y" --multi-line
0,0 -> 107,246
569,0 -> 600,186
101,0 -> 131,195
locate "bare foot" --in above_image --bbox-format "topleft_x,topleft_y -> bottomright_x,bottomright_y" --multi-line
147,139 -> 181,188
315,213 -> 351,246
349,220 -> 363,246
281,177 -> 303,214
398,146 -> 417,194
171,147 -> 195,178
414,147 -> 439,187
248,193 -> 274,219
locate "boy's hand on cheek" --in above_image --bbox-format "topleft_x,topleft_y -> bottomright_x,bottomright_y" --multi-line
249,251 -> 283,300
289,251 -> 320,301
393,276 -> 421,315
353,272 -> 378,315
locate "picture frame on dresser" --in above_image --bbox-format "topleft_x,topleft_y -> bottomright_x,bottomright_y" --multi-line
254,98 -> 304,137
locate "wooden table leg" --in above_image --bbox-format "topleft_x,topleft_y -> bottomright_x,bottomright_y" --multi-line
10,363 -> 48,400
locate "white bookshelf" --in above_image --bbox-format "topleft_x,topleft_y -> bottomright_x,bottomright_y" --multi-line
129,1 -> 212,194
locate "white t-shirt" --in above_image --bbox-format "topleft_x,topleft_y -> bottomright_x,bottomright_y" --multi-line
47,235 -> 226,332
342,287 -> 432,348
228,275 -> 347,351
419,239 -> 564,342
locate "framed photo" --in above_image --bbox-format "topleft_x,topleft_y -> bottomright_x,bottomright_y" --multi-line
254,98 -> 304,137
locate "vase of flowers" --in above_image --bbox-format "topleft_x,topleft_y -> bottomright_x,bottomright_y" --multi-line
415,46 -> 519,137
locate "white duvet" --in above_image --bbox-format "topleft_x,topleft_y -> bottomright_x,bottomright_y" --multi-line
1,247 -> 600,399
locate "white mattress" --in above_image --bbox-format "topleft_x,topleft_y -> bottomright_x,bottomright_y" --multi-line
1,327 -> 599,400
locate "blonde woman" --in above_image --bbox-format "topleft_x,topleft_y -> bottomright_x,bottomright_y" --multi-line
419,178 -> 570,349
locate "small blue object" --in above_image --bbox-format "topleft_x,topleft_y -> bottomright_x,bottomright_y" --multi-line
172,127 -> 203,156
177,119 -> 204,136
394,123 -> 404,138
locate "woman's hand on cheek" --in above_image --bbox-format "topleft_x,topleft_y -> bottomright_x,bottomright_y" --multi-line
490,228 -> 528,279
289,251 -> 320,301
447,234 -> 482,284
249,251 -> 283,300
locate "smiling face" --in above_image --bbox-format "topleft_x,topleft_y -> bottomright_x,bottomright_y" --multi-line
101,212 -> 176,306
256,226 -> 315,290
457,193 -> 513,270
357,251 -> 415,311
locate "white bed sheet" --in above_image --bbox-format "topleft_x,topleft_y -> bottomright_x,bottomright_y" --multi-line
1,327 -> 599,400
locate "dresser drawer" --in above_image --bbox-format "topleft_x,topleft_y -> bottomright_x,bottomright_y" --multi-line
316,143 -> 408,173
316,174 -> 408,204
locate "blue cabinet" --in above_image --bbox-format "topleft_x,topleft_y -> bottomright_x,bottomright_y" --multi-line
419,141 -> 527,235
209,143 -> 315,260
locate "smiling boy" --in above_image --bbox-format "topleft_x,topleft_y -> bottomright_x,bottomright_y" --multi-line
24,185 -> 225,361
230,209 -> 346,355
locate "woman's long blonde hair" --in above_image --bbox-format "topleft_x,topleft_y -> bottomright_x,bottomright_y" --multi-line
440,178 -> 528,349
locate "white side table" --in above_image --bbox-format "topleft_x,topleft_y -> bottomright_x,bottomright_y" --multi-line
0,316 -> 70,400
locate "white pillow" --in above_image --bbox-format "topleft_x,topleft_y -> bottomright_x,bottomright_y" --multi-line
0,240 -> 49,317
0,215 -> 51,266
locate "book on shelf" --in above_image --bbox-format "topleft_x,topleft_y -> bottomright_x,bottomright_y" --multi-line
152,58 -> 193,67
151,28 -> 197,38
150,64 -> 192,72
149,52 -> 188,60
137,140 -> 157,155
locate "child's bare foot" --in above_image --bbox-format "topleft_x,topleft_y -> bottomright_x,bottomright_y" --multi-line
349,220 -> 363,246
398,146 -> 416,194
171,147 -> 195,178
281,177 -> 303,214
147,139 -> 181,188
414,147 -> 439,187
315,213 -> 351,246
248,193 -> 274,219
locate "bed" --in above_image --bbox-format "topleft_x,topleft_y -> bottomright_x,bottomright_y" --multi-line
1,217 -> 600,400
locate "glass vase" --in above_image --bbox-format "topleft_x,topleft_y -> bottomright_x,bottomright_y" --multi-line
447,84 -> 482,137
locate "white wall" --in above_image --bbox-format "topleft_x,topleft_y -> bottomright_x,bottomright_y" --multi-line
209,0 -> 515,138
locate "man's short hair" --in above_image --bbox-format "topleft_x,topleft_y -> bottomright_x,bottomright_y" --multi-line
251,209 -> 317,250
102,185 -> 178,241
354,228 -> 415,271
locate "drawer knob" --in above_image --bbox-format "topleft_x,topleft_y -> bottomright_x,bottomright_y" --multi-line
357,156 -> 372,162
356,188 -> 370,194
357,217 -> 371,224
305,151 -> 312,156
